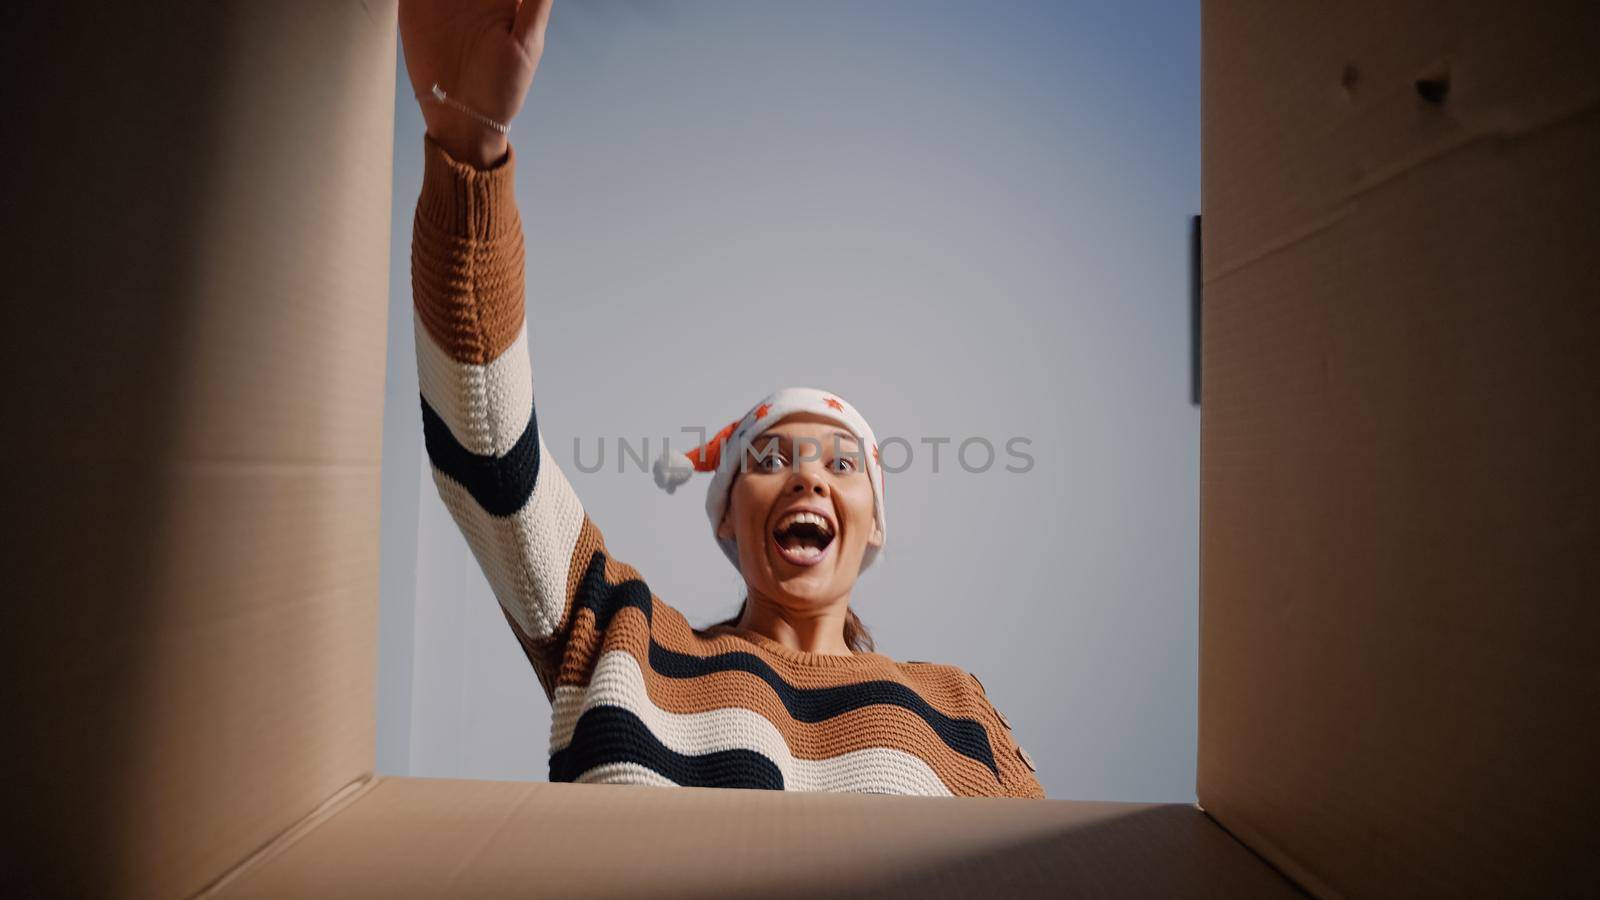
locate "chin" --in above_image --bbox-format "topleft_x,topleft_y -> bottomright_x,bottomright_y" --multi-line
773,572 -> 838,603
762,545 -> 849,601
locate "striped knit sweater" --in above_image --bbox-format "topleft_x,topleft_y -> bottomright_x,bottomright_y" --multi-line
412,134 -> 1046,799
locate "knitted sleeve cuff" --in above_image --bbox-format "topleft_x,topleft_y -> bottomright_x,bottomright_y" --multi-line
417,132 -> 520,241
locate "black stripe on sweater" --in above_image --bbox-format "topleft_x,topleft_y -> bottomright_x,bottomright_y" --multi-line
420,393 -> 540,517
572,550 -> 1000,781
549,704 -> 784,789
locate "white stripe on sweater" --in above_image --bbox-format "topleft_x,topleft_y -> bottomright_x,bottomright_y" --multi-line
415,317 -> 534,458
573,762 -> 679,789
550,650 -> 955,796
430,431 -> 583,641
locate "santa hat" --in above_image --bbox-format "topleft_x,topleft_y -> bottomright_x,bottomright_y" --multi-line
652,387 -> 887,572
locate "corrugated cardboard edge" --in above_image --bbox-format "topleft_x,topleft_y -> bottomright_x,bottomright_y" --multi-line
1198,91 -> 1600,900
1196,802 -> 1327,900
1206,88 -> 1600,285
191,774 -> 384,900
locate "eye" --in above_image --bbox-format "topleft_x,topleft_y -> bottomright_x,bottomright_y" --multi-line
753,451 -> 788,472
829,456 -> 857,473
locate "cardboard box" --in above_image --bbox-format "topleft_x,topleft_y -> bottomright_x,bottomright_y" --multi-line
5,2 -> 1591,897
1199,2 -> 1598,897
1203,1 -> 1593,896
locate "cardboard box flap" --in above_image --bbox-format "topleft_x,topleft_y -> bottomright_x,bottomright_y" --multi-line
1200,2 -> 1600,897
208,776 -> 1303,899
1,4 -> 397,898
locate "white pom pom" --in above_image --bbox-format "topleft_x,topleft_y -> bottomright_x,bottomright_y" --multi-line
652,446 -> 694,494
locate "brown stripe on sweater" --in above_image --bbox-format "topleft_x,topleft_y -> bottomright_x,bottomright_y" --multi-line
557,606 -> 605,688
552,573 -> 1031,795
418,132 -> 521,241
655,597 -> 992,716
551,562 -> 962,703
565,517 -> 605,607
580,606 -> 1009,794
411,135 -> 528,365
648,600 -> 1001,722
978,697 -> 1048,798
411,220 -> 527,364
597,534 -> 651,590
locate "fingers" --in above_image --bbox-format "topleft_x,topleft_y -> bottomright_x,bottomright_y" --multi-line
512,0 -> 554,59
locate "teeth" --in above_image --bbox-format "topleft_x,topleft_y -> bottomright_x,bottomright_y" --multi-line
776,511 -> 834,535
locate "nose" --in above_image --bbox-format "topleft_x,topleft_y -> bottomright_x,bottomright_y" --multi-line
788,468 -> 829,498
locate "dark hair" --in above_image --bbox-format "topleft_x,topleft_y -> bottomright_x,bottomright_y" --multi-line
698,598 -> 877,654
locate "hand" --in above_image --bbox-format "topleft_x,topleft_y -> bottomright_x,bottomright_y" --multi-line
399,0 -> 554,168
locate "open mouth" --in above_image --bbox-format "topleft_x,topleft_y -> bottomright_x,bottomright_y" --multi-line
771,510 -> 836,567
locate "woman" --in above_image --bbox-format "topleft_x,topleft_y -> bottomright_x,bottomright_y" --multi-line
401,0 -> 1045,798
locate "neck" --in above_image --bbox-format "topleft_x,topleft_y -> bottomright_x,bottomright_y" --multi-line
734,588 -> 854,656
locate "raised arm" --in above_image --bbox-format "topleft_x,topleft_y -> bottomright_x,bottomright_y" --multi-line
403,0 -> 591,700
412,133 -> 589,703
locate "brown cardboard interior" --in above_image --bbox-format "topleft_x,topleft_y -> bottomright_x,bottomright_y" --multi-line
3,4 -> 396,898
202,777 -> 1303,900
1199,2 -> 1599,897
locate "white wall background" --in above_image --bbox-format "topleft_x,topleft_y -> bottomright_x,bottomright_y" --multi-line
377,0 -> 1200,802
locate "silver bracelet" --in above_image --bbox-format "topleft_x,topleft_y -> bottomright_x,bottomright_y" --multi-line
423,81 -> 509,135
